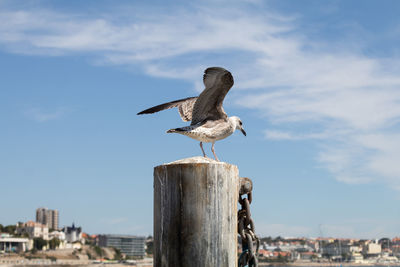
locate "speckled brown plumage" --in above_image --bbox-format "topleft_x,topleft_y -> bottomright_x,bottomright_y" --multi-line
137,67 -> 245,161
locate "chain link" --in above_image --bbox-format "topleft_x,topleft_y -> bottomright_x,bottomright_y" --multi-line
238,177 -> 259,267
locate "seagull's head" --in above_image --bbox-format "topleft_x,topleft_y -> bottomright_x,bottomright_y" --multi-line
230,116 -> 246,136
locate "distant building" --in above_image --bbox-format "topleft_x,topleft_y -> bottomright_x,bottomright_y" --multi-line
16,221 -> 49,240
362,242 -> 381,257
323,241 -> 361,257
36,208 -> 46,226
49,230 -> 67,249
98,235 -> 146,257
392,237 -> 400,256
258,249 -> 274,258
350,252 -> 364,263
49,230 -> 65,241
0,234 -> 31,252
63,223 -> 82,243
36,208 -> 59,230
298,251 -> 316,260
306,240 -> 319,252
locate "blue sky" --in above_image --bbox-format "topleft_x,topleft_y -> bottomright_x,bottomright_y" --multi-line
1,0 -> 400,239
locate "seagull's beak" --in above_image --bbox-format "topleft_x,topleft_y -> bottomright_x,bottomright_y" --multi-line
241,128 -> 247,136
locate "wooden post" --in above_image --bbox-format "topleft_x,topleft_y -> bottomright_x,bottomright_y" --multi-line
154,157 -> 239,267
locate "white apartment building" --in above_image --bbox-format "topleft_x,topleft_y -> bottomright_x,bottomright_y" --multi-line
49,230 -> 65,241
49,230 -> 67,249
16,221 -> 49,240
363,242 -> 382,256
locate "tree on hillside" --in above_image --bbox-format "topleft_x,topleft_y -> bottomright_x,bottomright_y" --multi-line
33,237 -> 48,250
274,236 -> 284,242
94,246 -> 103,257
113,248 -> 123,260
49,238 -> 60,249
2,225 -> 16,235
146,239 -> 154,255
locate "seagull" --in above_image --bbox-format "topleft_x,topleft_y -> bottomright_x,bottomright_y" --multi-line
137,67 -> 246,161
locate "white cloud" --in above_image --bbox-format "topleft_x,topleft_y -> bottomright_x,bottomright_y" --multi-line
25,107 -> 69,122
265,129 -> 336,140
2,2 -> 400,189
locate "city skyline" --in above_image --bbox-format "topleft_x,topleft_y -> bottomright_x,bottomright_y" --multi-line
1,0 -> 400,238
3,207 -> 400,239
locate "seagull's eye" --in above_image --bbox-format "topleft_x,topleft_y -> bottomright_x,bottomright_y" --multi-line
239,121 -> 242,126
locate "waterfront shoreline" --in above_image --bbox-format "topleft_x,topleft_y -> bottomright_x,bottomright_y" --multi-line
1,262 -> 400,267
259,263 -> 400,267
0,259 -> 153,267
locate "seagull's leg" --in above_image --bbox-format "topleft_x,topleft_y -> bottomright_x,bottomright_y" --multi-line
200,142 -> 207,158
211,142 -> 219,162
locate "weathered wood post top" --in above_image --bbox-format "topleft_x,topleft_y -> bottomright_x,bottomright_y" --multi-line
154,156 -> 239,267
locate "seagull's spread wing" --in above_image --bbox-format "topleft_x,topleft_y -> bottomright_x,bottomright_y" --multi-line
190,67 -> 234,126
137,96 -> 197,122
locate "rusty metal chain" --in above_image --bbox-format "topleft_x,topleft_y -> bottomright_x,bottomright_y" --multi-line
238,177 -> 260,267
